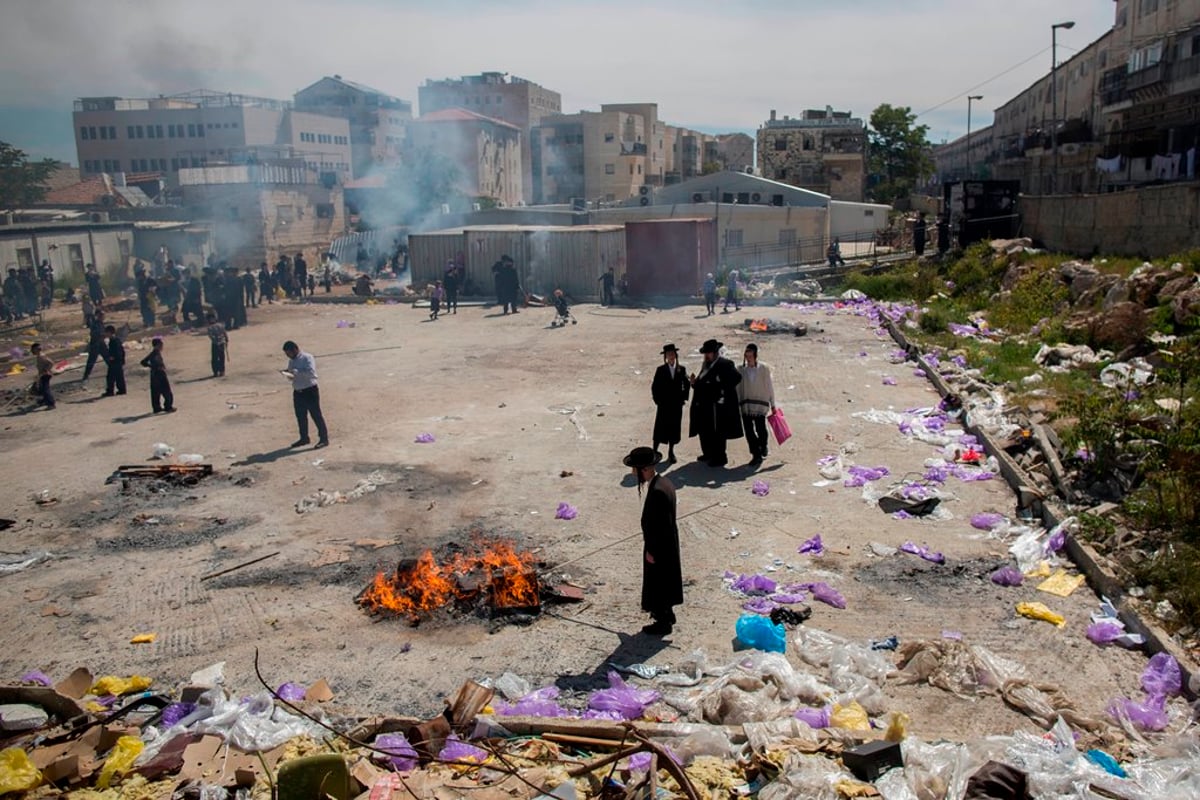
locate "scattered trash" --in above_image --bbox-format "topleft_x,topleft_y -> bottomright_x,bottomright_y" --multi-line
587,671 -> 661,719
0,551 -> 53,575
1036,569 -> 1086,597
869,635 -> 900,651
770,606 -> 812,627
176,453 -> 204,466
129,633 -> 156,644
414,432 -> 435,443
797,534 -> 823,555
735,614 -> 787,653
1015,601 -> 1065,627
751,480 -> 770,496
899,541 -> 945,564
554,502 -> 577,520
609,662 -> 671,680
151,442 -> 174,459
990,565 -> 1024,587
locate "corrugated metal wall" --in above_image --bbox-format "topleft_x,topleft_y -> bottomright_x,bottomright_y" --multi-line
625,219 -> 715,296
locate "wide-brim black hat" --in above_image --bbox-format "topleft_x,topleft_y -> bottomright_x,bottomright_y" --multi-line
623,446 -> 663,468
699,339 -> 723,354
661,343 -> 678,354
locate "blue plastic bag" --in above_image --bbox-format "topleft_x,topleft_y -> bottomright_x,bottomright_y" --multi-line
735,613 -> 786,653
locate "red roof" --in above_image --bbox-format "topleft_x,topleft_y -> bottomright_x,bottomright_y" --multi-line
42,175 -> 125,207
417,108 -> 518,129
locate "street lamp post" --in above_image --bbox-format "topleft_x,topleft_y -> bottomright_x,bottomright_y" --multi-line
1051,20 -> 1076,193
966,95 -> 983,178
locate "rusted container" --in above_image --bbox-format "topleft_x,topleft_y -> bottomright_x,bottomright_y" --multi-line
624,218 -> 716,297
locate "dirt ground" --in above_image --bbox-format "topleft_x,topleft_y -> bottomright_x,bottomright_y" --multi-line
0,291 -> 1150,742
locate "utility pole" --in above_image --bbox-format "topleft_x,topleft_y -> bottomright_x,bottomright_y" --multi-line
967,95 -> 983,178
1051,20 -> 1076,194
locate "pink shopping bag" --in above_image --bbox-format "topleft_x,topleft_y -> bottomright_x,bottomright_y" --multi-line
767,407 -> 791,446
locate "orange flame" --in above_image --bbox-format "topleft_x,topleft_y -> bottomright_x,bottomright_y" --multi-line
749,319 -> 768,332
359,540 -> 540,620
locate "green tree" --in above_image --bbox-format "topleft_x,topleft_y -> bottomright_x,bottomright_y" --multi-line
0,141 -> 57,210
867,104 -> 932,205
701,160 -> 723,176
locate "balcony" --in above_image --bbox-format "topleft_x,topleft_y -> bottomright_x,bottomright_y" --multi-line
1128,61 -> 1168,97
1170,53 -> 1200,94
620,142 -> 647,156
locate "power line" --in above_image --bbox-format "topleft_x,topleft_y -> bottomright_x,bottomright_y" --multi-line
916,46 -> 1052,119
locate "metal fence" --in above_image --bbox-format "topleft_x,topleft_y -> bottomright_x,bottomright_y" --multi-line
725,226 -> 911,273
328,227 -> 405,267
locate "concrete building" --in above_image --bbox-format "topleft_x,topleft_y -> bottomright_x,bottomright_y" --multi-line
932,124 -> 996,184
407,109 -> 523,209
756,108 -> 867,202
177,162 -> 346,266
418,73 -> 562,204
532,107 -> 654,205
294,75 -> 412,178
713,133 -> 755,173
73,90 -> 353,183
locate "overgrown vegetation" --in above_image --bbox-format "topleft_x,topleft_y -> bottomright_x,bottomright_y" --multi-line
844,246 -> 1200,630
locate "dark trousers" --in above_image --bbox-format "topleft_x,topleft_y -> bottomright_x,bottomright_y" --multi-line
724,292 -> 739,311
245,285 -> 257,307
293,386 -> 328,443
705,292 -> 716,315
82,344 -> 103,380
743,414 -> 769,459
36,375 -> 54,408
105,366 -> 126,396
211,342 -> 225,376
150,372 -> 173,412
140,303 -> 154,328
446,288 -> 457,312
699,430 -> 727,465
601,285 -> 614,305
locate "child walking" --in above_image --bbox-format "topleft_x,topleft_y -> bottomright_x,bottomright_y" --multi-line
430,280 -> 445,320
139,337 -> 176,413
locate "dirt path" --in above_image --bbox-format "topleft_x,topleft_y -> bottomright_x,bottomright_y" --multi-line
0,296 -> 1148,741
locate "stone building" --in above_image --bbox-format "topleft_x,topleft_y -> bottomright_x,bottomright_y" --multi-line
532,107 -> 656,205
756,108 -> 867,202
406,109 -> 523,209
418,73 -> 562,204
74,90 -> 353,183
177,162 -> 345,266
294,76 -> 412,178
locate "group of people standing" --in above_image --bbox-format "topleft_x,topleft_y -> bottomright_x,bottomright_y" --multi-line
1,261 -> 53,322
630,337 -> 779,638
491,255 -> 522,314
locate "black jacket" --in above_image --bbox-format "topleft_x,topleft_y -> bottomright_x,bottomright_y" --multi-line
641,474 -> 683,613
106,337 -> 125,367
651,362 -> 690,445
689,356 -> 743,440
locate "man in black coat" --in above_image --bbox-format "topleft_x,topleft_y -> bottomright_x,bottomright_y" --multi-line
623,446 -> 682,636
651,343 -> 690,464
101,324 -> 126,396
688,339 -> 743,467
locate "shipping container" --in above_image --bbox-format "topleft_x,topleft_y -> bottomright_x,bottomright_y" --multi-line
408,228 -> 465,289
624,218 -> 716,297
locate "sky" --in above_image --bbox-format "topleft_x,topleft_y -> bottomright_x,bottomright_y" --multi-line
0,0 -> 1115,164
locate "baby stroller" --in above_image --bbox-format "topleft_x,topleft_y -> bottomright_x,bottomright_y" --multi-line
551,290 -> 576,327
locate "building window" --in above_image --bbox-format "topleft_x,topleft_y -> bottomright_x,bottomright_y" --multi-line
232,122 -> 238,128
191,157 -> 202,167
630,163 -> 635,175
16,248 -> 34,270
774,137 -> 787,151
776,168 -> 788,180
108,126 -> 116,139
605,133 -> 614,143
99,126 -> 109,140
187,124 -> 196,137
276,205 -> 295,223
67,244 -> 85,273
155,125 -> 163,138
80,126 -> 90,140
88,126 -> 97,140
127,125 -> 136,139
197,124 -> 205,137
605,163 -> 615,174
864,209 -> 875,217
605,193 -> 615,202
726,229 -> 743,248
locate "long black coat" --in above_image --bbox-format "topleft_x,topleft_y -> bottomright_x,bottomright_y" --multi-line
651,362 -> 690,445
688,356 -> 743,440
641,474 -> 683,613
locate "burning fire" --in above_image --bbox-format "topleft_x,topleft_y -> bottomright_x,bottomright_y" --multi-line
359,540 -> 540,620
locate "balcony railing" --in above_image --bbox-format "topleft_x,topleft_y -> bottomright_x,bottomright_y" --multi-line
1128,61 -> 1168,92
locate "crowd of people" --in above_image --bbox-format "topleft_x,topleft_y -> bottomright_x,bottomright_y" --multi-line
1,261 -> 54,322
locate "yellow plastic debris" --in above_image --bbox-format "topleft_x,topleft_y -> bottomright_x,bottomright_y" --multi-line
0,748 -> 41,794
884,711 -> 910,742
96,735 -> 143,789
129,633 -> 157,644
1025,561 -> 1053,579
89,675 -> 153,696
1016,601 -> 1066,627
1037,569 -> 1086,598
6,364 -> 25,375
829,701 -> 871,731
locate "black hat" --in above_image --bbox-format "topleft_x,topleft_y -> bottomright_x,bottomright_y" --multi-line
623,447 -> 663,468
699,339 -> 723,354
660,343 -> 678,355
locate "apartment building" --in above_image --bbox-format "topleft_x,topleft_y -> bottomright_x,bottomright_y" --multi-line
407,109 -> 523,209
294,75 -> 412,177
756,109 -> 867,201
532,107 -> 656,205
418,73 -> 562,203
73,90 -> 352,182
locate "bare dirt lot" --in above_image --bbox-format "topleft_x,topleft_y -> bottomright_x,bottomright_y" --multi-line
0,293 -> 1150,743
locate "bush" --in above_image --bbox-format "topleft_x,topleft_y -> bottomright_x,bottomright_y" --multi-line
946,243 -> 1006,303
919,305 -> 949,334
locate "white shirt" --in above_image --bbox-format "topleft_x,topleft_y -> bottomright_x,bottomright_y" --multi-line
287,352 -> 318,390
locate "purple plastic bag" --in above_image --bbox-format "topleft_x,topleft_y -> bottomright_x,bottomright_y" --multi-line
18,670 -> 53,686
495,687 -> 571,717
990,565 -> 1024,587
843,464 -> 890,487
439,734 -> 488,763
374,733 -> 418,771
276,682 -> 307,702
900,542 -> 945,564
414,432 -> 436,443
798,534 -> 824,555
794,706 -> 831,728
1045,528 -> 1066,554
743,597 -> 778,615
587,671 -> 660,720
1108,696 -> 1169,731
555,502 -> 578,520
805,582 -> 846,609
751,480 -> 770,496
771,593 -> 807,604
160,702 -> 197,727
882,376 -> 897,386
732,574 -> 777,595
1087,621 -> 1124,644
1142,652 -> 1182,699
971,512 -> 1005,530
